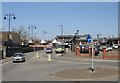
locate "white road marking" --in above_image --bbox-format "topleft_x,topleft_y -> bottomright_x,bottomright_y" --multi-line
57,61 -> 90,64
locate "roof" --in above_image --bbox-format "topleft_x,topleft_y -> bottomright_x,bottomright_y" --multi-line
40,40 -> 46,43
52,39 -> 57,43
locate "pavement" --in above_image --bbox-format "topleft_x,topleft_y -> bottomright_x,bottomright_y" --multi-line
2,57 -> 12,64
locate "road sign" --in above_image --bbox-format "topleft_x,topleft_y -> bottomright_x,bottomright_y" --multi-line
87,35 -> 92,43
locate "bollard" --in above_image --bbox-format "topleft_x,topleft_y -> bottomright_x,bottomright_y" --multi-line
103,46 -> 106,59
36,52 -> 39,59
48,54 -> 51,62
76,46 -> 80,56
77,48 -> 80,56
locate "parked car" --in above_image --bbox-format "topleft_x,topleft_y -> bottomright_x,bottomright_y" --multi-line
12,53 -> 25,62
80,45 -> 89,53
100,45 -> 112,52
46,47 -> 52,53
106,46 -> 113,52
94,45 -> 100,51
113,44 -> 118,49
80,45 -> 99,56
94,45 -> 100,56
100,46 -> 103,51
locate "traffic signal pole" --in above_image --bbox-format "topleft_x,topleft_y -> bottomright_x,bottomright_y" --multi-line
91,41 -> 94,72
87,35 -> 94,72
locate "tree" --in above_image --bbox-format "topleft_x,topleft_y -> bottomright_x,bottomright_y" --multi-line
12,25 -> 30,44
19,25 -> 30,44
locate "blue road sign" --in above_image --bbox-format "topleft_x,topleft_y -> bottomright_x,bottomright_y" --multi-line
87,35 -> 92,43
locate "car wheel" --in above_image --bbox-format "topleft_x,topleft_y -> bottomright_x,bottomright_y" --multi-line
24,59 -> 26,62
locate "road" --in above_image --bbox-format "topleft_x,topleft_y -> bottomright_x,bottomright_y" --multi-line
2,50 -> 119,81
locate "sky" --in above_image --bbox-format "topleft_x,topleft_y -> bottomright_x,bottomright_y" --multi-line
2,2 -> 118,40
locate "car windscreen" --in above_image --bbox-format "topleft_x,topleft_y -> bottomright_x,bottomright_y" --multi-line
46,48 -> 52,50
13,54 -> 22,57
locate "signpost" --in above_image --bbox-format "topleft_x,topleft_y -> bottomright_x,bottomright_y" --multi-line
87,35 -> 94,72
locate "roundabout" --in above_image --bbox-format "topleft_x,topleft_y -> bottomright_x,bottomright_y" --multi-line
52,67 -> 118,81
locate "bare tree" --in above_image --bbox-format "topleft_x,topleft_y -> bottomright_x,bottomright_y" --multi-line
18,25 -> 29,44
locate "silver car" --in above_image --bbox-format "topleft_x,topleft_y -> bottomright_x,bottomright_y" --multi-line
12,53 -> 26,62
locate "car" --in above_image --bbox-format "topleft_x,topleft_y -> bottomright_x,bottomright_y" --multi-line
94,45 -> 100,56
55,47 -> 65,53
12,53 -> 26,62
100,46 -> 103,51
80,44 -> 99,56
106,46 -> 113,52
46,47 -> 52,53
94,45 -> 100,51
113,44 -> 118,49
80,45 -> 89,53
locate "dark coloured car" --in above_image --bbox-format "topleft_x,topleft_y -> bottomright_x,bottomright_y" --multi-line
94,45 -> 100,56
80,45 -> 89,53
94,47 -> 100,56
80,45 -> 99,56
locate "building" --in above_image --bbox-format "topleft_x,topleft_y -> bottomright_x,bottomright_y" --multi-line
55,34 -> 91,52
55,34 -> 90,44
92,37 -> 119,46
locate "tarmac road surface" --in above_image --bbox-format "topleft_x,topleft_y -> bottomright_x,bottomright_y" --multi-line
2,50 -> 119,81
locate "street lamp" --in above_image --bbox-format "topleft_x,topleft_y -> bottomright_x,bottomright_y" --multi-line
3,13 -> 16,57
28,25 -> 36,41
58,25 -> 64,43
75,30 -> 79,45
43,30 -> 47,40
58,25 -> 63,39
3,13 -> 16,42
58,25 -> 64,55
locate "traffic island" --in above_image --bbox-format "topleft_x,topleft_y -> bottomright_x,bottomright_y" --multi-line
52,68 -> 118,81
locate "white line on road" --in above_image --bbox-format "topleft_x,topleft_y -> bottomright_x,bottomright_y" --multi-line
57,61 -> 90,64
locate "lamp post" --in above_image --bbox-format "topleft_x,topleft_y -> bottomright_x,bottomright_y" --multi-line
59,25 -> 64,46
59,25 -> 64,55
43,30 -> 47,40
3,13 -> 16,57
28,25 -> 36,41
4,13 -> 16,43
59,25 -> 63,41
76,30 -> 79,45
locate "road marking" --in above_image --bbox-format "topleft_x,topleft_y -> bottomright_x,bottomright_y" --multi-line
62,57 -> 119,63
57,61 -> 90,64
